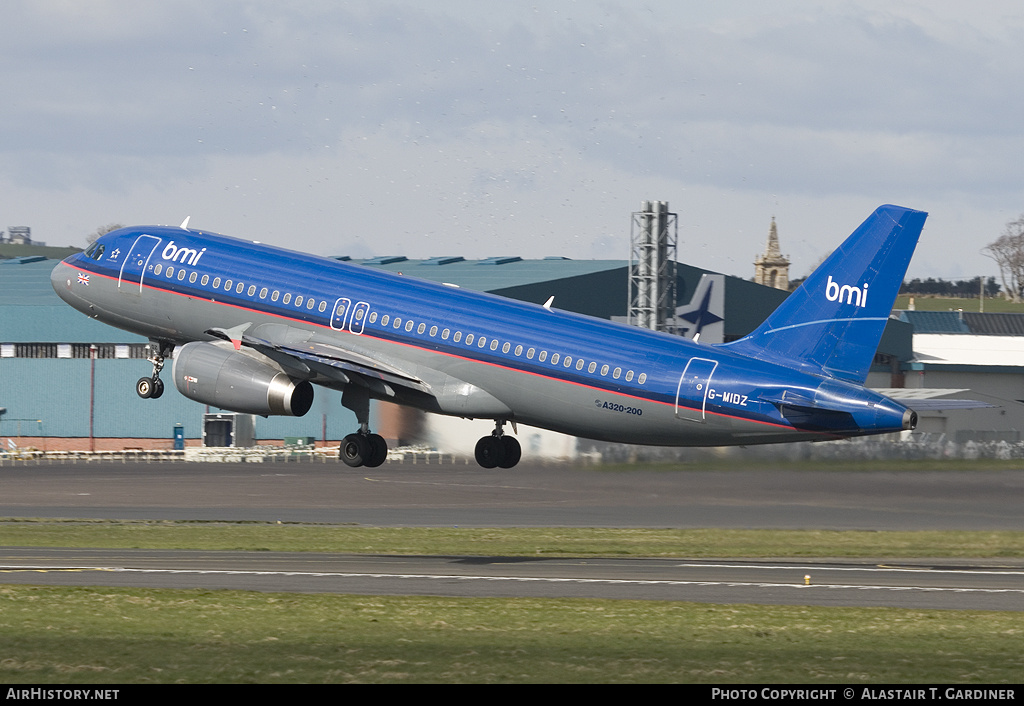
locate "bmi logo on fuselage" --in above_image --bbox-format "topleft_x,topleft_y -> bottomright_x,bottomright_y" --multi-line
161,241 -> 206,267
825,275 -> 868,308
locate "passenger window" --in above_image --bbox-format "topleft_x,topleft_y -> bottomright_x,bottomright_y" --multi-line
307,298 -> 315,310
271,290 -> 279,302
502,342 -> 510,354
393,317 -> 402,329
466,334 -> 475,345
613,367 -> 621,379
441,328 -> 450,340
166,267 -> 174,278
478,337 -> 486,348
369,312 -> 377,323
638,373 -> 647,384
224,279 -> 232,290
418,323 -> 426,334
295,295 -> 303,307
588,362 -> 597,373
247,285 -> 256,296
178,269 -> 186,281
538,351 -> 546,362
189,272 -> 198,283
551,353 -> 559,365
405,320 -> 414,332
154,264 -> 163,275
283,293 -> 292,304
318,300 -> 327,312
212,277 -> 221,288
236,282 -> 244,294
259,287 -> 268,299
380,314 -> 389,326
201,274 -> 209,286
625,370 -> 634,382
429,325 -> 437,337
563,356 -> 572,368
514,344 -> 522,356
601,364 -> 609,376
577,359 -> 585,371
527,348 -> 535,359
453,331 -> 462,342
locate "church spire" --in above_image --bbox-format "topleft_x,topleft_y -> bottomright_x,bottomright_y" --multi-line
754,216 -> 791,290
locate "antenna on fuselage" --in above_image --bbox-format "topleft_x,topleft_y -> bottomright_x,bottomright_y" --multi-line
179,216 -> 191,230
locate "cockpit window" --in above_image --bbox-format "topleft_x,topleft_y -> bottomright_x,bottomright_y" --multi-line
84,242 -> 105,260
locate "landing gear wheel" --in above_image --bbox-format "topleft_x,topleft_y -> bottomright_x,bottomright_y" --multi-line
498,436 -> 521,469
365,433 -> 388,468
150,378 -> 165,400
474,435 -> 506,469
340,433 -> 371,468
136,377 -> 155,399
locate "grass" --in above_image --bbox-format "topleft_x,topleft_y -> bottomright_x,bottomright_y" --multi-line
0,586 -> 1020,683
894,294 -> 1024,313
1,521 -> 1023,558
1,520 -> 1021,683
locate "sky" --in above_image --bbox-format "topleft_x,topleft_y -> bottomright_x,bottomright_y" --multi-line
3,0 -> 1024,281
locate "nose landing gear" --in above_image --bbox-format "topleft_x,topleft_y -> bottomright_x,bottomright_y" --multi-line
136,340 -> 173,399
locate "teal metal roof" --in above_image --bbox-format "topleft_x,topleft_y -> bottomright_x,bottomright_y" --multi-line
898,311 -> 970,334
353,257 -> 628,293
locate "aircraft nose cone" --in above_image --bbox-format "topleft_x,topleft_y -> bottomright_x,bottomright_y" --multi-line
51,260 -> 86,311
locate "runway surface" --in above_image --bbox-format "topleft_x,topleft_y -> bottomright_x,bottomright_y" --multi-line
0,460 -> 1021,609
0,547 -> 1022,610
0,460 -> 1021,529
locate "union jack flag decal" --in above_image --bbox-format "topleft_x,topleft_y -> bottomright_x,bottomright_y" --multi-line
77,273 -> 90,285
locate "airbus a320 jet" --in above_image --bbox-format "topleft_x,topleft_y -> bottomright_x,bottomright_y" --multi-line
53,205 -> 927,468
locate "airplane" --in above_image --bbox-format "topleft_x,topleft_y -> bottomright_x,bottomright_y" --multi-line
52,204 -> 927,469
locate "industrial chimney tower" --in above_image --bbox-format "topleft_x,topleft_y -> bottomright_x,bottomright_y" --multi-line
628,200 -> 678,333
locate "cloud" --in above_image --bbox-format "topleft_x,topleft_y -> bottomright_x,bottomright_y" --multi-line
2,1 -> 1023,279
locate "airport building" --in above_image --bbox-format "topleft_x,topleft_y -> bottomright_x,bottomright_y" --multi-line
1,216 -> 1020,456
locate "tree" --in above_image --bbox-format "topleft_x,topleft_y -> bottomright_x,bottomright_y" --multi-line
982,214 -> 1024,302
85,223 -> 123,245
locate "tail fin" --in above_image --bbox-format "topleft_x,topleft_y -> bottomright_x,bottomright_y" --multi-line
720,204 -> 926,383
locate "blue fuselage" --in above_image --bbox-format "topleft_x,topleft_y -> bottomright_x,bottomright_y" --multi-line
53,225 -> 912,446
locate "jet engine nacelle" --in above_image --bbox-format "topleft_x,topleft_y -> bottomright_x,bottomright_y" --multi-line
172,341 -> 313,417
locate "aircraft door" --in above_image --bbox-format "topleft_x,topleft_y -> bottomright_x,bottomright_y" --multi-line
675,357 -> 718,422
118,235 -> 161,294
331,298 -> 352,331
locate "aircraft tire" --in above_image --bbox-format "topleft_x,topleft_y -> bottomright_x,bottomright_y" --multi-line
474,435 -> 506,469
364,433 -> 388,468
498,436 -> 521,468
136,377 -> 154,399
340,433 -> 370,467
150,378 -> 165,399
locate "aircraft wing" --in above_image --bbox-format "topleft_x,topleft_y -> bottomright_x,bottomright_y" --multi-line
206,323 -> 431,395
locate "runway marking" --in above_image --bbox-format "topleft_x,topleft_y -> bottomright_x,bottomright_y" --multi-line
678,563 -> 1024,576
2,566 -> 1022,595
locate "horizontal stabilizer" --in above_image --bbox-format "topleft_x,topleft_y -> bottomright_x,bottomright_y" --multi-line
874,388 -> 996,411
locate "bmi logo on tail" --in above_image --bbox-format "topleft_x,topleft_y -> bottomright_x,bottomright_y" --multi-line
825,275 -> 868,308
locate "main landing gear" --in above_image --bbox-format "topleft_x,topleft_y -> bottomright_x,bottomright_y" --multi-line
474,420 -> 521,469
340,427 -> 389,468
338,385 -> 388,468
136,340 -> 173,400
